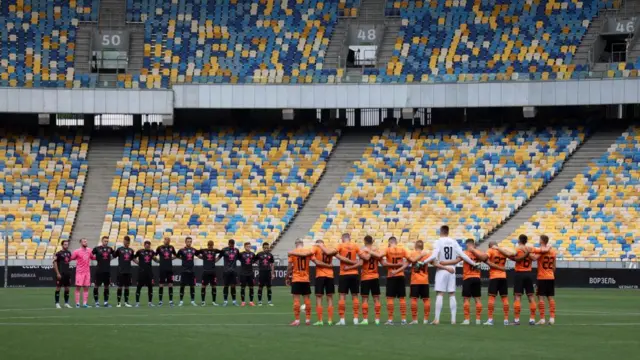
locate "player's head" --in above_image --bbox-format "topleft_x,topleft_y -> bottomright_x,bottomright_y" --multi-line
414,240 -> 424,250
341,233 -> 351,243
388,236 -> 397,247
207,240 -> 214,249
79,238 -> 88,248
61,240 -> 69,250
488,240 -> 497,248
244,242 -> 251,251
263,242 -> 270,252
123,235 -> 131,247
101,236 -> 109,246
465,238 -> 476,250
539,235 -> 549,246
228,239 -> 235,248
364,235 -> 373,245
144,240 -> 151,250
185,236 -> 192,247
163,237 -> 171,246
440,225 -> 449,237
295,239 -> 304,249
518,234 -> 528,245
315,239 -> 324,246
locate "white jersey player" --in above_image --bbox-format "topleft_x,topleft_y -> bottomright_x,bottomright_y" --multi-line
419,225 -> 478,324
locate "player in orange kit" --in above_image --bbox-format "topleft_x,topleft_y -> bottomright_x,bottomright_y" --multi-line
510,234 -> 536,325
334,233 -> 361,326
381,237 -> 409,325
286,240 -> 315,326
529,235 -> 556,325
484,241 -> 510,326
357,235 -> 383,325
311,240 -> 335,326
407,240 -> 432,324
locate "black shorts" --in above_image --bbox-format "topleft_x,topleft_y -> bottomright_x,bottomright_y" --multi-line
462,277 -> 482,298
315,277 -> 335,295
410,284 -> 429,299
56,273 -> 71,287
514,271 -> 535,295
386,276 -> 406,298
291,282 -> 311,295
138,271 -> 153,287
159,270 -> 174,285
488,278 -> 508,296
201,271 -> 217,286
360,279 -> 381,296
223,271 -> 237,286
180,272 -> 195,286
258,270 -> 272,287
95,272 -> 110,287
338,275 -> 359,294
117,273 -> 132,287
536,279 -> 555,297
240,273 -> 255,286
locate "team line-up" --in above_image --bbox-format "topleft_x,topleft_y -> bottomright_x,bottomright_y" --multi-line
285,225 -> 557,326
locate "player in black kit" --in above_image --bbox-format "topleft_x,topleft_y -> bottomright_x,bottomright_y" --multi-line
114,236 -> 135,307
177,237 -> 198,306
197,240 -> 220,306
255,242 -> 275,306
92,236 -> 114,307
53,240 -> 72,308
239,242 -> 257,306
134,241 -> 155,307
156,237 -> 177,306
218,239 -> 241,306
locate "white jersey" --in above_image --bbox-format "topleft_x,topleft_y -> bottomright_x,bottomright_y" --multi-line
425,237 -> 476,265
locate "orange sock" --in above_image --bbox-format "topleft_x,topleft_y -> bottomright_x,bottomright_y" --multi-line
502,296 -> 509,319
362,300 -> 369,319
423,298 -> 430,321
538,299 -> 546,319
352,297 -> 360,319
316,302 -> 323,322
374,300 -> 381,320
549,298 -> 556,319
487,296 -> 495,319
514,299 -> 521,320
529,301 -> 537,321
399,298 -> 407,321
475,300 -> 483,321
463,298 -> 470,321
410,298 -> 418,321
328,304 -> 334,321
304,298 -> 312,321
338,299 -> 346,319
293,298 -> 301,321
386,298 -> 394,321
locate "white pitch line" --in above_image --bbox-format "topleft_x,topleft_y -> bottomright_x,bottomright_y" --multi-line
0,312 -> 292,320
0,322 -> 638,327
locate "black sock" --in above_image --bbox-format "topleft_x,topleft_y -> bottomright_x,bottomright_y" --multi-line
159,287 -> 164,302
64,289 -> 69,303
93,288 -> 99,303
55,290 -> 60,304
148,286 -> 153,303
223,286 -> 229,301
231,286 -> 237,301
258,286 -> 263,302
117,288 -> 122,303
124,288 -> 130,303
241,285 -> 246,302
201,287 -> 207,302
136,286 -> 142,303
190,286 -> 195,301
249,287 -> 254,302
212,287 -> 217,302
104,288 -> 109,303
267,287 -> 272,302
169,286 -> 174,302
180,285 -> 185,301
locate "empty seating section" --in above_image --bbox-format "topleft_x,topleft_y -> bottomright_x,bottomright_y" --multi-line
367,0 -> 618,83
0,130 -> 88,260
124,0 -> 359,88
0,0 -> 99,88
307,128 -> 584,249
501,127 -> 640,261
101,127 -> 338,250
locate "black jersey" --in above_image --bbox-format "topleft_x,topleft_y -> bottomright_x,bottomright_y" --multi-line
220,247 -> 240,272
92,245 -> 114,273
114,247 -> 135,274
198,249 -> 219,272
240,251 -> 256,275
255,251 -> 275,271
155,245 -> 177,270
177,247 -> 197,273
54,250 -> 72,275
135,249 -> 155,273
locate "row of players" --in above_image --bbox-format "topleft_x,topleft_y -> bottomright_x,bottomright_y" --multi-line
285,226 -> 556,326
52,236 -> 276,308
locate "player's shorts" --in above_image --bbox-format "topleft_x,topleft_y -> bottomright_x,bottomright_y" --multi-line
410,284 -> 429,299
360,278 -> 381,296
223,270 -> 237,286
159,270 -> 174,285
240,273 -> 255,286
291,281 -> 311,295
434,269 -> 456,293
180,272 -> 195,286
117,273 -> 132,287
201,271 -> 217,286
488,278 -> 508,296
514,271 -> 535,295
258,270 -> 272,287
338,275 -> 359,294
137,271 -> 154,287
56,273 -> 71,287
462,277 -> 481,298
95,272 -> 111,287
75,272 -> 91,287
386,276 -> 406,298
315,276 -> 335,295
536,279 -> 555,297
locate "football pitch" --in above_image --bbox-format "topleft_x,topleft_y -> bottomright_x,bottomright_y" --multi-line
0,288 -> 638,360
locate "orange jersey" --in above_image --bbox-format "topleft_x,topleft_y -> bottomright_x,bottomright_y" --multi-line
337,242 -> 360,276
359,249 -> 380,281
514,247 -> 533,272
486,248 -> 507,279
463,250 -> 481,280
314,246 -> 334,279
384,247 -> 408,278
534,247 -> 556,280
410,251 -> 429,285
288,254 -> 312,283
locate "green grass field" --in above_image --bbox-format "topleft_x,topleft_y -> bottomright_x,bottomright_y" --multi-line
0,288 -> 638,360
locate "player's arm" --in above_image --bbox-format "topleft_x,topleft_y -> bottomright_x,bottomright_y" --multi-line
511,249 -> 530,261
343,259 -> 362,271
270,260 -> 275,279
285,262 -> 293,286
529,253 -> 541,261
420,242 -> 441,263
317,244 -> 338,256
485,259 -> 505,271
470,248 -> 488,262
439,256 -> 463,266
312,257 -> 333,268
531,246 -> 551,254
287,249 -> 315,257
70,251 -> 77,261
334,253 -> 356,265
493,245 -> 516,258
432,260 -> 455,274
132,252 -> 140,265
452,243 -> 477,266
380,256 -> 402,268
171,247 -> 178,260
390,259 -> 408,276
52,256 -> 61,279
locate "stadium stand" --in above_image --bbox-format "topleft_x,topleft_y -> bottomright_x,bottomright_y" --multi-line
500,126 -> 640,261
0,129 -> 88,260
0,0 -> 99,88
100,126 -> 338,250
306,127 -> 586,250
